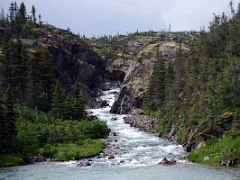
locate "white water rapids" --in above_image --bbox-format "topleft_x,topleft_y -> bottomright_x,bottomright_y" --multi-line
85,88 -> 187,167
1,88 -> 240,180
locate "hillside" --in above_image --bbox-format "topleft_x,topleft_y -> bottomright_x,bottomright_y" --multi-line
0,2 -> 110,167
0,24 -> 108,108
88,32 -> 197,113
88,9 -> 240,166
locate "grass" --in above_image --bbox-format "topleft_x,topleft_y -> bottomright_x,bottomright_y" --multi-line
188,135 -> 240,166
41,139 -> 105,161
143,109 -> 163,119
0,154 -> 25,167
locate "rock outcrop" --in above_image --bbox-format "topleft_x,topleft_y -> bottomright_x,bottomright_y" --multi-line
111,41 -> 189,114
124,115 -> 156,134
21,25 -> 108,107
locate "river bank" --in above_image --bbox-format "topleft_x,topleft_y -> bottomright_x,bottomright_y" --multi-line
123,112 -> 240,167
1,88 -> 240,180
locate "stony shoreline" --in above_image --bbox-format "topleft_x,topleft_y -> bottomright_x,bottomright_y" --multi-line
123,115 -> 157,134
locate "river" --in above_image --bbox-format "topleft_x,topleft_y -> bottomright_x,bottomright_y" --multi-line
0,88 -> 240,180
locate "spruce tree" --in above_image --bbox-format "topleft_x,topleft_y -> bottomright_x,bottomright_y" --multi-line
72,82 -> 85,119
18,2 -> 26,24
0,103 -> 6,152
144,45 -> 166,110
31,5 -> 36,23
51,81 -> 66,118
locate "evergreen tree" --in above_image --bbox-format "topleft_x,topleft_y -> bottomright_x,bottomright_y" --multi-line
0,90 -> 16,153
144,45 -> 166,110
50,81 -> 66,118
8,2 -> 15,23
31,5 -> 36,23
0,103 -> 6,152
18,2 -> 26,24
72,82 -> 85,119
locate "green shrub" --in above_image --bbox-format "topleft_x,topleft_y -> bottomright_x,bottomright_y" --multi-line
0,154 -> 25,167
188,136 -> 240,166
15,107 -> 110,155
41,140 -> 105,161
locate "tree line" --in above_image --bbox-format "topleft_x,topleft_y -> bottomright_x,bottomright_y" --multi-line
144,1 -> 240,146
0,2 -> 90,158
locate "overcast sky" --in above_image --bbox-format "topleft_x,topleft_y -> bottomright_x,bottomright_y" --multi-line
1,0 -> 240,37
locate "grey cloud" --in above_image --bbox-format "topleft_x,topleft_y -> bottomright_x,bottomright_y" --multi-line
0,0 -> 239,36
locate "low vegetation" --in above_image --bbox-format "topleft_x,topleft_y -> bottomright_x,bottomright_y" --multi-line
41,140 -> 105,161
0,2 -> 110,167
0,154 -> 25,167
15,107 -> 110,157
142,2 -> 240,166
189,136 -> 240,166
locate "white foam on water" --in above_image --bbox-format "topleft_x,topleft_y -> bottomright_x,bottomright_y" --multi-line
82,88 -> 186,168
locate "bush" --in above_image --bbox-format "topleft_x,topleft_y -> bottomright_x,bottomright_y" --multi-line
15,107 -> 110,155
41,140 -> 105,161
188,135 -> 240,166
0,154 -> 25,167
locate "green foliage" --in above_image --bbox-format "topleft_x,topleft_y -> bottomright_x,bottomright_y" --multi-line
143,109 -> 163,119
15,107 -> 110,155
188,136 -> 240,166
144,47 -> 166,110
142,3 -> 240,150
0,154 -> 24,167
41,140 -> 105,161
50,81 -> 66,118
50,81 -> 85,120
0,97 -> 17,153
0,2 -> 106,164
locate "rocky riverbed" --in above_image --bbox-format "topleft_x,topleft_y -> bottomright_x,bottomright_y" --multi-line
124,115 -> 156,134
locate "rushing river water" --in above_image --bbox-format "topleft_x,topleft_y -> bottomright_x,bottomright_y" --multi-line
0,88 -> 240,180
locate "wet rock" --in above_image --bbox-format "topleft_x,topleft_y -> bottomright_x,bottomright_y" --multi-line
29,155 -> 46,163
108,155 -> 115,159
100,100 -> 109,108
159,157 -> 176,165
77,160 -> 92,167
220,158 -> 240,167
220,159 -> 233,167
184,140 -> 196,152
117,160 -> 125,165
111,132 -> 118,136
111,117 -> 118,121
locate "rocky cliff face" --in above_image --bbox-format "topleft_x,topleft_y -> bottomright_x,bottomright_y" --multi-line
87,32 -> 196,111
110,40 -> 189,114
22,25 -> 108,106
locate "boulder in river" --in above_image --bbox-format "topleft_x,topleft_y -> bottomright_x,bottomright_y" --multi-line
100,100 -> 109,108
111,117 -> 118,121
108,154 -> 115,159
111,132 -> 118,136
29,155 -> 46,163
77,160 -> 92,167
220,158 -> 240,167
159,157 -> 176,165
